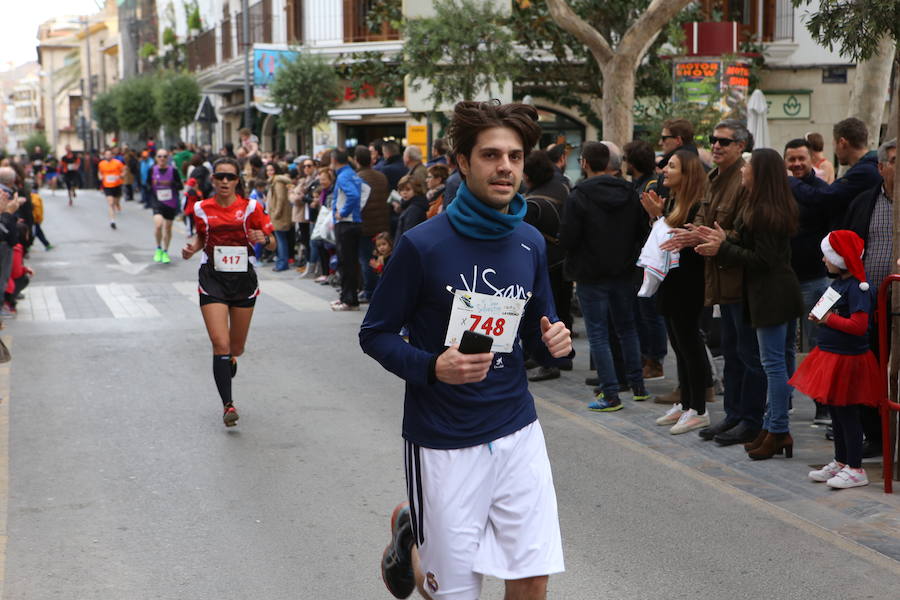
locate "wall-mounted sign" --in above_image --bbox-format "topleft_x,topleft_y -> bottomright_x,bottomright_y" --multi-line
822,67 -> 847,84
763,91 -> 812,120
672,57 -> 751,119
407,124 -> 428,159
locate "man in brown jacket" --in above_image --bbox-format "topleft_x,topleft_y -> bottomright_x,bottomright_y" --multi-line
354,145 -> 391,301
662,119 -> 766,446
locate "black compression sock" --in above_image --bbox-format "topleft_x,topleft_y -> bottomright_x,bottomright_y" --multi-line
213,354 -> 233,407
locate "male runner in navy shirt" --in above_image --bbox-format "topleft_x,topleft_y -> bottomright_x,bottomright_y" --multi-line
361,101 -> 572,600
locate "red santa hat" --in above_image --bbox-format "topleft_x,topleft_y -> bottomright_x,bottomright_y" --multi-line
820,230 -> 869,291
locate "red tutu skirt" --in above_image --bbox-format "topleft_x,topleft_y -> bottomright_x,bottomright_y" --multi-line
788,348 -> 883,407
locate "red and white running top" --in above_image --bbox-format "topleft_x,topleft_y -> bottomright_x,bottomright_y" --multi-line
193,196 -> 274,266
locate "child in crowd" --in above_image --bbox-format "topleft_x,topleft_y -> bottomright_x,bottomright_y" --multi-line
30,190 -> 53,250
368,231 -> 393,277
4,223 -> 34,317
182,177 -> 201,237
249,179 -> 268,261
789,230 -> 883,489
395,175 -> 429,238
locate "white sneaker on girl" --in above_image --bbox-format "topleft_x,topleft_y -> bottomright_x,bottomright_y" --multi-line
656,403 -> 684,426
826,466 -> 869,489
809,460 -> 843,482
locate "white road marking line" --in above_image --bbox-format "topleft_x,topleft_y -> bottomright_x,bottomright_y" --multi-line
17,286 -> 66,322
108,253 -> 148,275
260,281 -> 329,312
95,284 -> 161,319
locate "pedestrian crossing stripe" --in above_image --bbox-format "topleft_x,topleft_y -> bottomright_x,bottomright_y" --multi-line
15,280 -> 331,322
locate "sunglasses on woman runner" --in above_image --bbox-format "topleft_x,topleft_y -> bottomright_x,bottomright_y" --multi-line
213,172 -> 240,181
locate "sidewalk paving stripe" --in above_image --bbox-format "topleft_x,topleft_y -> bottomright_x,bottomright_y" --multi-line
95,284 -> 161,319
17,286 -> 66,322
172,281 -> 199,305
259,280 -> 330,312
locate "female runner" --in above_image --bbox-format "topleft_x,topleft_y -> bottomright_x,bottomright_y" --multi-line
182,157 -> 276,426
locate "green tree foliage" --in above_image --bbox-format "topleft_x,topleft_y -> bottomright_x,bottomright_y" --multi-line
513,0 -> 702,132
403,0 -> 520,109
269,53 -> 341,135
23,132 -> 50,155
154,71 -> 201,133
792,0 -> 899,61
92,89 -> 120,134
114,75 -> 160,137
336,51 -> 406,108
139,42 -> 158,60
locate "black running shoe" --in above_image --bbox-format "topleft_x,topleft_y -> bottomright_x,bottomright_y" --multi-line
381,501 -> 415,599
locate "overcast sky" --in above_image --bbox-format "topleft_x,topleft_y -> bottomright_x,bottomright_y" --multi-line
0,0 -> 103,71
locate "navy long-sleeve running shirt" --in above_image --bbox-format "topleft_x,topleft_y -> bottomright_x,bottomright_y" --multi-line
359,213 -> 563,449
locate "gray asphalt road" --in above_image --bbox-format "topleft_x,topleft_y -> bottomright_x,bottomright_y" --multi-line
4,190 -> 900,599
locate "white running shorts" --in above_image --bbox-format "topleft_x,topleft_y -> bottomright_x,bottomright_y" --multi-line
404,420 -> 564,600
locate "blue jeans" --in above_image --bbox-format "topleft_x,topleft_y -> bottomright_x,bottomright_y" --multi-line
636,295 -> 668,361
358,234 -> 377,296
757,322 -> 794,433
576,280 -> 644,398
719,303 -> 767,428
274,230 -> 290,270
786,277 -> 829,377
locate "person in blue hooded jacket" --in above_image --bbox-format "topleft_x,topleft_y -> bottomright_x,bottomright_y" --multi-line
361,100 -> 572,600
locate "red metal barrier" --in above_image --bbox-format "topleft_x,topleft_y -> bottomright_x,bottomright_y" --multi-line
877,275 -> 900,493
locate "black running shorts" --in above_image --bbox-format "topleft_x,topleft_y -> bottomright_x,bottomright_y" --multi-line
153,201 -> 178,221
103,185 -> 123,198
197,263 -> 258,308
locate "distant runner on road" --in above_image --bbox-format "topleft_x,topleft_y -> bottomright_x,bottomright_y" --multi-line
98,149 -> 125,229
360,100 -> 573,600
60,146 -> 80,206
148,149 -> 183,264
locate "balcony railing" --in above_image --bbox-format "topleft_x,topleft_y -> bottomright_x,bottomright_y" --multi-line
186,27 -> 216,72
236,0 -> 273,50
772,0 -> 794,42
343,0 -> 400,43
221,18 -> 232,61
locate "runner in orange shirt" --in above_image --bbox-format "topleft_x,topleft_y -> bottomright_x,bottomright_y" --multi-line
98,149 -> 126,229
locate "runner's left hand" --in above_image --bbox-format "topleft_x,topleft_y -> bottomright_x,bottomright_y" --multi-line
541,316 -> 571,358
247,229 -> 266,244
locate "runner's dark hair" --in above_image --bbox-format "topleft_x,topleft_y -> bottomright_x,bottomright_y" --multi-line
212,157 -> 246,197
447,100 -> 541,163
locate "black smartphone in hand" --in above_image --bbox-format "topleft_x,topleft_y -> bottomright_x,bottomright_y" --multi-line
459,329 -> 494,354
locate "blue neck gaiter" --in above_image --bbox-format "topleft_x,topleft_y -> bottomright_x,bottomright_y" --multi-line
445,181 -> 526,240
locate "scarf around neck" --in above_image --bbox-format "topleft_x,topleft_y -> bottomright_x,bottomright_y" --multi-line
445,181 -> 525,240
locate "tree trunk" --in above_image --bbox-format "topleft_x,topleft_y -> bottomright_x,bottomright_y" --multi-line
600,58 -> 637,147
887,57 -> 899,141
890,56 -> 900,480
848,35 -> 895,149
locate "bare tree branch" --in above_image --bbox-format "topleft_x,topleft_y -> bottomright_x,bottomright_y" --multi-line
618,0 -> 695,60
545,0 -> 614,66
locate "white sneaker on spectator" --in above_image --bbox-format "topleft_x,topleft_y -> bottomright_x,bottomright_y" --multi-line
670,409 -> 710,435
826,466 -> 869,489
655,403 -> 684,426
809,460 -> 843,482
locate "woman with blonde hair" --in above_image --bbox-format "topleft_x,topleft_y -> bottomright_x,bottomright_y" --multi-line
643,150 -> 712,434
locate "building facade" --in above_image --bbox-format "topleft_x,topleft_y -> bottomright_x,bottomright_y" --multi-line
37,0 -> 121,156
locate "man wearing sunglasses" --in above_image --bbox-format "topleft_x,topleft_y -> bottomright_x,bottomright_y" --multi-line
662,119 -> 767,446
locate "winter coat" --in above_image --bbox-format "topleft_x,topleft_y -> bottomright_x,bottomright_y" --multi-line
266,174 -> 293,231
396,195 -> 429,238
559,174 -> 648,283
693,159 -> 747,306
358,167 -> 391,236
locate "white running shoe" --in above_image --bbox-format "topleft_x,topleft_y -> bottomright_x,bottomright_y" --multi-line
670,409 -> 710,435
826,466 -> 869,489
809,460 -> 844,482
656,403 -> 684,426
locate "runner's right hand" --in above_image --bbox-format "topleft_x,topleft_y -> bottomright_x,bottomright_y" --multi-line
435,346 -> 493,385
182,244 -> 196,260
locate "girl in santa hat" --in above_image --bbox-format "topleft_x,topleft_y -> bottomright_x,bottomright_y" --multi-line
789,230 -> 884,489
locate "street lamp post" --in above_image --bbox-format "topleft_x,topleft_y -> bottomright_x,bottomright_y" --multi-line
241,0 -> 252,133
